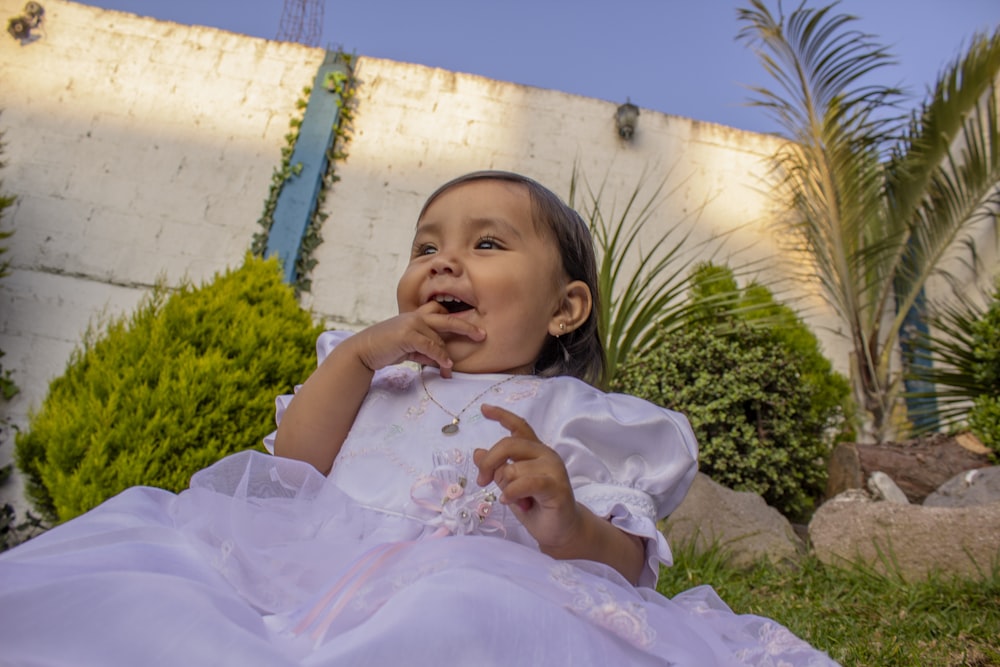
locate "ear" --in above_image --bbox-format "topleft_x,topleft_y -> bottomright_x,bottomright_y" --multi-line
549,280 -> 592,337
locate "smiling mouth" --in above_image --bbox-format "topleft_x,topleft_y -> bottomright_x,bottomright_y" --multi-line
434,295 -> 474,314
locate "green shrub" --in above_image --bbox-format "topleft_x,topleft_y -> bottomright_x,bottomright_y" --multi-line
687,263 -> 854,438
15,256 -> 325,522
967,284 -> 1000,452
613,264 -> 849,518
969,396 -> 1000,453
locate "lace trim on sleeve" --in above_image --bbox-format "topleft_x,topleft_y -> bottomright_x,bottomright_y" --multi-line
575,483 -> 657,522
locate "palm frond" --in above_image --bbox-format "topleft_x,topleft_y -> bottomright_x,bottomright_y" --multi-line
737,0 -> 902,142
889,37 -> 1000,368
886,28 -> 1000,229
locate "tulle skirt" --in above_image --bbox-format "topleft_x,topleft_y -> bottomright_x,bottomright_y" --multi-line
0,451 -> 838,666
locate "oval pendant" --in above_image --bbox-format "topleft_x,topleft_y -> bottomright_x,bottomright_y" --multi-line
442,422 -> 459,435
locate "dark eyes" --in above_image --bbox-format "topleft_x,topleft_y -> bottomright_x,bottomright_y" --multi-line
413,236 -> 500,256
474,235 -> 499,250
414,243 -> 436,256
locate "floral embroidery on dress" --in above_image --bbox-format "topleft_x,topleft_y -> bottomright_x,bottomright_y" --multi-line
404,393 -> 430,420
505,377 -> 541,403
409,448 -> 507,536
382,423 -> 404,441
734,621 -> 828,666
549,563 -> 656,649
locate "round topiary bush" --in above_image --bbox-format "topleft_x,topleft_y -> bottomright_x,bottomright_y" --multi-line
613,322 -> 834,518
15,256 -> 326,522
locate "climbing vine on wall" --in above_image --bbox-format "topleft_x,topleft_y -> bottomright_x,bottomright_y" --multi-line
252,49 -> 357,295
251,88 -> 309,260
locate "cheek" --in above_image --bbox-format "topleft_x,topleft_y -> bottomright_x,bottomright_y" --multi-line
396,269 -> 418,312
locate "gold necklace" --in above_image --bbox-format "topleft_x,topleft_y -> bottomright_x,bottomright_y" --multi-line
420,371 -> 518,435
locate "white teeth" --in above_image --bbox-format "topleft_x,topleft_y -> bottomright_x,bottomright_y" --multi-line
435,295 -> 462,303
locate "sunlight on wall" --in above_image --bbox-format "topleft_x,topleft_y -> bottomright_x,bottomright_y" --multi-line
305,56 -> 851,370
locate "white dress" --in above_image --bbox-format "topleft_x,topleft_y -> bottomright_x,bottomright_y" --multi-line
0,331 -> 840,666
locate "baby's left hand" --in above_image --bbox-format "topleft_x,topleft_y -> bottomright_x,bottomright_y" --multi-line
474,404 -> 583,552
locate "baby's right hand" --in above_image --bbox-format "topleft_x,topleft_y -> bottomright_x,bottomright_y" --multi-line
346,301 -> 485,378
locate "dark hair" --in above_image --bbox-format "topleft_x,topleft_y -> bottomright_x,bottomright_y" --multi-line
420,171 -> 606,386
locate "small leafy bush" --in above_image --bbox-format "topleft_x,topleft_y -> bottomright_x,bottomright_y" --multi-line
965,286 -> 1000,453
969,396 -> 1000,453
613,264 -> 849,518
687,263 -> 854,439
15,256 -> 325,522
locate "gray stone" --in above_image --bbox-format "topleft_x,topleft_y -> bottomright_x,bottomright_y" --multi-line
808,492 -> 1000,581
867,471 -> 909,504
663,473 -> 805,569
924,466 -> 1000,508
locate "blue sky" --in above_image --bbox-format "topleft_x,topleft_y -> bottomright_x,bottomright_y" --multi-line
80,0 -> 997,134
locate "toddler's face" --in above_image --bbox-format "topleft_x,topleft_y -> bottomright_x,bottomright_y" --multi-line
397,179 -> 568,375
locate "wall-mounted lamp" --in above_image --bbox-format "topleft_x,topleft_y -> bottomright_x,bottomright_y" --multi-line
7,2 -> 44,43
615,98 -> 640,140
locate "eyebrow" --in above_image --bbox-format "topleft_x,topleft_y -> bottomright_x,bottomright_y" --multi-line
415,216 -> 525,241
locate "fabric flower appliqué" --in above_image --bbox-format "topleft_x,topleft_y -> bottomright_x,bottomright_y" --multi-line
410,448 -> 506,537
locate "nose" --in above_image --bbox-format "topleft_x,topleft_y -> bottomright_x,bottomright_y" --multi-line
429,249 -> 462,276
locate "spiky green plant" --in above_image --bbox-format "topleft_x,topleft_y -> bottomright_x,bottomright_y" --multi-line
904,280 -> 1000,451
738,1 -> 1000,441
567,168 -> 747,386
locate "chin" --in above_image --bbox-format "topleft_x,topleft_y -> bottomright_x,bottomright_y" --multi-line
452,359 -> 534,376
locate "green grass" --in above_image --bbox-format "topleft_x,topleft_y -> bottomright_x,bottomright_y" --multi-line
657,542 -> 1000,666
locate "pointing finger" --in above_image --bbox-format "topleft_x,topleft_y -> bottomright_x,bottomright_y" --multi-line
480,403 -> 538,440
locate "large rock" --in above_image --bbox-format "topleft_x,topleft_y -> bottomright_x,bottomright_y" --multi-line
826,433 -> 992,503
809,492 -> 1000,581
663,473 -> 805,569
924,466 -> 1000,508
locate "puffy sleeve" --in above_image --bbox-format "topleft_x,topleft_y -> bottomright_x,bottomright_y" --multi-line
532,379 -> 699,588
262,330 -> 353,454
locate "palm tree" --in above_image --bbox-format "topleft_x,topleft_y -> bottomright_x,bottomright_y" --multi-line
737,0 -> 1000,442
